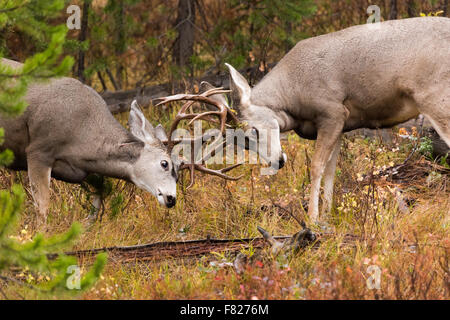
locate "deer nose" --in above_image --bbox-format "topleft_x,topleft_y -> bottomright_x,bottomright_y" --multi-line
165,195 -> 176,208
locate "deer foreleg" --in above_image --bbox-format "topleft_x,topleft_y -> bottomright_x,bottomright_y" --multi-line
308,112 -> 346,223
27,157 -> 52,227
322,134 -> 342,215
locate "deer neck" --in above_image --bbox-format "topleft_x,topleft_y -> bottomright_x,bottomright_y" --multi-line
250,90 -> 298,132
78,133 -> 144,181
85,157 -> 134,181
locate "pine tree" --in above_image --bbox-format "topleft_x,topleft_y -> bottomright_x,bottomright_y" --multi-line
0,0 -> 74,115
0,0 -> 106,296
0,185 -> 107,294
189,0 -> 317,78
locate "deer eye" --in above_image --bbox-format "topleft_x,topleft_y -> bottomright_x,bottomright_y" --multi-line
160,160 -> 169,170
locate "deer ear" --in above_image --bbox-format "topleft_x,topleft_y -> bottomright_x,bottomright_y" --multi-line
129,100 -> 157,144
154,124 -> 168,142
225,63 -> 251,109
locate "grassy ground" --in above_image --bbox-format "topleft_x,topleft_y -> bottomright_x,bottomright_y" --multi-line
1,108 -> 449,300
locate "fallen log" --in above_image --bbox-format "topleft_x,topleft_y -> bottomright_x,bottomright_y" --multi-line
48,236 -> 291,263
48,232 -> 359,263
42,226 -> 444,276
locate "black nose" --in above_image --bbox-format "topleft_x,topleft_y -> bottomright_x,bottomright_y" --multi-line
278,156 -> 285,169
165,195 -> 176,208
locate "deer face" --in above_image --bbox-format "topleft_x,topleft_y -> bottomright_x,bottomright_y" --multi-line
225,63 -> 287,171
128,101 -> 178,208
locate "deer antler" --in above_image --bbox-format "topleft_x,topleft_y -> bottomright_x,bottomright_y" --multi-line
156,86 -> 243,189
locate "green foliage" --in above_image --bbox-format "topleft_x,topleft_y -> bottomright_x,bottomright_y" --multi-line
81,0 -> 140,83
110,193 -> 124,218
0,0 -> 74,116
0,185 -> 106,293
418,136 -> 434,159
207,0 -> 317,69
439,154 -> 449,168
0,0 -> 65,43
146,37 -> 159,49
0,128 -> 13,166
83,174 -> 126,219
77,0 -> 317,85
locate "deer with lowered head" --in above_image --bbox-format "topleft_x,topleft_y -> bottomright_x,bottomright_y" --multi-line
0,58 -> 242,226
0,58 -> 180,225
220,17 -> 450,223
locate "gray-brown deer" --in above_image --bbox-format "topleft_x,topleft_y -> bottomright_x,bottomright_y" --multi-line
0,58 -> 180,225
223,17 -> 450,223
0,58 -> 242,225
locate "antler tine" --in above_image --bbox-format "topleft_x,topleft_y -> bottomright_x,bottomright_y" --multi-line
179,163 -> 243,190
179,134 -> 243,189
200,87 -> 239,125
156,85 -> 242,188
193,163 -> 243,180
156,88 -> 234,149
155,88 -> 230,107
219,163 -> 243,174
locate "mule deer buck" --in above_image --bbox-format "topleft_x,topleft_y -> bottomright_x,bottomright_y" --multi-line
0,58 -> 181,225
221,17 -> 449,223
0,58 -> 242,225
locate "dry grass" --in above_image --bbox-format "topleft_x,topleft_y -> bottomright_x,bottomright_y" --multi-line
1,109 -> 449,300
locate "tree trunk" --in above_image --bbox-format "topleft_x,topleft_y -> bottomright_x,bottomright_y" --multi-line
284,22 -> 293,53
97,71 -> 107,92
173,0 -> 196,72
407,0 -> 415,18
114,0 -> 126,89
77,0 -> 90,83
389,0 -> 398,20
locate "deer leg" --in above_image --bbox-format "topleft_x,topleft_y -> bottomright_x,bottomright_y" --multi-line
415,87 -> 450,147
88,193 -> 102,221
322,134 -> 342,215
27,157 -> 52,226
308,113 -> 346,223
83,174 -> 105,221
423,110 -> 450,148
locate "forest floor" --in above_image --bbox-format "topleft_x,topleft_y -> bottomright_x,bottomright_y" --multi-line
1,108 -> 449,300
